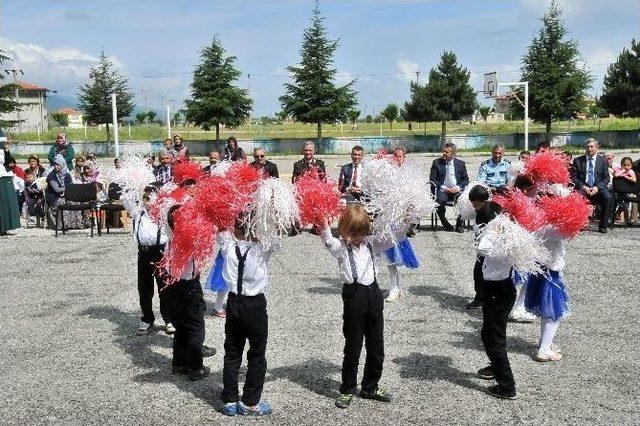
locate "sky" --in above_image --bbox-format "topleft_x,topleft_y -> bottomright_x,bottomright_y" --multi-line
0,0 -> 638,117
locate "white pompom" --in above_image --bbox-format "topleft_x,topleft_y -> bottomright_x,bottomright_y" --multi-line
547,183 -> 573,197
456,181 -> 489,221
210,160 -> 233,176
103,154 -> 155,205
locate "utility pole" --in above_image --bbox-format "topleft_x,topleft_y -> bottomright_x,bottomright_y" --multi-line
247,73 -> 252,133
111,93 -> 120,157
4,69 -> 24,133
415,70 -> 420,85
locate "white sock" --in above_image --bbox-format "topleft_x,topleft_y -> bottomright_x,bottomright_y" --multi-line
513,283 -> 527,312
387,264 -> 400,292
214,290 -> 228,312
539,319 -> 560,354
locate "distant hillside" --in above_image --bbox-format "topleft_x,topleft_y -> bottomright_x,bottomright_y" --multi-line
47,93 -> 78,112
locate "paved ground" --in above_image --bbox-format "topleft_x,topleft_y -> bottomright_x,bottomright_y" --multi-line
1,153 -> 639,425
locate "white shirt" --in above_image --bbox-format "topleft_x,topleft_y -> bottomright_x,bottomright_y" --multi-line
321,227 -> 398,285
442,160 -> 457,190
133,209 -> 168,247
350,163 -> 362,188
218,231 -> 277,296
536,226 -> 566,272
477,229 -> 512,281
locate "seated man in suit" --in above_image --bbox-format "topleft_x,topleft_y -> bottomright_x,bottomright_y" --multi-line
338,145 -> 364,202
430,142 -> 469,232
153,151 -> 173,185
477,144 -> 510,193
250,147 -> 279,178
292,141 -> 326,183
202,150 -> 220,175
572,138 -> 613,233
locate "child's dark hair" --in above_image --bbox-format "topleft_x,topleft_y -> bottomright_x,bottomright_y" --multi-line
621,156 -> 633,166
536,141 -> 550,152
167,205 -> 181,230
469,185 -> 490,202
513,174 -> 534,190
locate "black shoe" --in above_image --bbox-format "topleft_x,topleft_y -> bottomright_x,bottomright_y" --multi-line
466,299 -> 482,310
487,385 -> 516,400
335,393 -> 353,409
188,366 -> 210,381
455,225 -> 464,233
598,227 -> 608,234
359,387 -> 392,402
477,366 -> 495,380
442,223 -> 455,232
202,345 -> 216,357
172,365 -> 188,375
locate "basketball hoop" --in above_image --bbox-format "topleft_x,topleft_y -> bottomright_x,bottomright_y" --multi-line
483,72 -> 497,98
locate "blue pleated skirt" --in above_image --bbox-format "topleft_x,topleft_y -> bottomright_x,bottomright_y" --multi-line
524,268 -> 570,321
512,270 -> 528,286
205,251 -> 227,292
384,238 -> 419,269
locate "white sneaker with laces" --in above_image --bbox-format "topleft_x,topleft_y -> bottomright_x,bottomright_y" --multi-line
165,322 -> 176,335
534,350 -> 563,362
509,308 -> 537,323
136,321 -> 153,336
386,289 -> 401,302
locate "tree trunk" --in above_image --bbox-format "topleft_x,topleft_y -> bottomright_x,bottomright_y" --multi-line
216,123 -> 220,142
105,122 -> 110,142
317,122 -> 322,145
440,120 -> 447,147
545,119 -> 551,142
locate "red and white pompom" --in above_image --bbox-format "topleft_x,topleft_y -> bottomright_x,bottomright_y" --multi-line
173,160 -> 204,186
538,192 -> 591,238
294,169 -> 341,228
493,190 -> 546,232
524,150 -> 571,186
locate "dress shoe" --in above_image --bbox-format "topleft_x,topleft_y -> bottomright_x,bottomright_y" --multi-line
598,227 -> 608,234
202,345 -> 216,357
188,366 -> 210,381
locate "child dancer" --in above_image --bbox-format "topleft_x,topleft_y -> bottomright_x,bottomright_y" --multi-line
320,204 -> 405,408
384,238 -> 418,302
219,215 -> 277,417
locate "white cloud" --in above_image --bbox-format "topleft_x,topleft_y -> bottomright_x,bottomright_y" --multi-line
396,59 -> 420,83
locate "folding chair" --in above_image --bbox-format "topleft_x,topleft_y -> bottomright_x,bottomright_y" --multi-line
98,183 -> 127,235
55,183 -> 98,237
611,177 -> 640,229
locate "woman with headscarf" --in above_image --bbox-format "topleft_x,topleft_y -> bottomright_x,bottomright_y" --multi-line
46,154 -> 83,229
223,136 -> 246,162
0,138 -> 21,235
47,132 -> 75,171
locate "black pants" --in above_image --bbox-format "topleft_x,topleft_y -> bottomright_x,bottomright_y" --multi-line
138,246 -> 170,324
341,282 -> 384,395
222,293 -> 268,406
436,191 -> 462,227
472,256 -> 485,303
580,188 -> 613,229
481,278 -> 517,392
165,277 -> 206,373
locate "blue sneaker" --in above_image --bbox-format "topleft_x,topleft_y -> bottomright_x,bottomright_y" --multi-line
237,401 -> 272,416
221,402 -> 238,416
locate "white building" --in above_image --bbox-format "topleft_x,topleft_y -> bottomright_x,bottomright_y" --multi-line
58,107 -> 84,129
0,81 -> 49,133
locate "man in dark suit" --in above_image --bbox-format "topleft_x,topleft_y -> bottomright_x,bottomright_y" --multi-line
292,141 -> 326,183
250,147 -> 279,178
338,145 -> 364,201
430,142 -> 469,232
572,138 -> 613,233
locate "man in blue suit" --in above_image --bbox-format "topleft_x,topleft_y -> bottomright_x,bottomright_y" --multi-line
430,142 -> 469,232
338,145 -> 364,201
572,138 -> 613,233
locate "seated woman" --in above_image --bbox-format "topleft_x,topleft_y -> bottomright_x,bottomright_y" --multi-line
46,155 -> 84,229
25,155 -> 47,178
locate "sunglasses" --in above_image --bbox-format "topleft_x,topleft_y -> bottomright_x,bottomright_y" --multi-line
254,154 -> 265,159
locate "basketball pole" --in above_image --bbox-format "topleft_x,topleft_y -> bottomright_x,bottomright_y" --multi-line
498,81 -> 529,152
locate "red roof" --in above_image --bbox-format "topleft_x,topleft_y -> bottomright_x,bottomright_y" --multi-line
17,81 -> 48,91
58,107 -> 81,115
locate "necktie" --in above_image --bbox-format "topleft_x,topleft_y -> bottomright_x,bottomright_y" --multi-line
352,165 -> 358,187
587,157 -> 595,186
235,245 -> 251,295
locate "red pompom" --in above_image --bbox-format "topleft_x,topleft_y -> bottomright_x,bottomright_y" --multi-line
493,190 -> 546,232
295,169 -> 341,227
147,185 -> 188,225
160,199 -> 217,283
173,160 -> 204,186
538,192 -> 591,238
524,151 -> 571,186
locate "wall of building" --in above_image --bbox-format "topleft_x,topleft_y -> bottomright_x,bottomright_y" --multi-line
0,93 -> 48,133
8,130 -> 639,158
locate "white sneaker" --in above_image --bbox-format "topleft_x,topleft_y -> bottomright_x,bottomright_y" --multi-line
165,322 -> 176,335
386,289 -> 402,302
534,350 -> 563,362
136,321 -> 154,336
509,309 -> 537,323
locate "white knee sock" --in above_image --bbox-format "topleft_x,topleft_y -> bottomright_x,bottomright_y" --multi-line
214,289 -> 228,312
513,283 -> 527,311
539,319 -> 560,353
387,264 -> 400,292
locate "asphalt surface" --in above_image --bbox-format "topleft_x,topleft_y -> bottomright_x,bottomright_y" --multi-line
1,152 -> 639,425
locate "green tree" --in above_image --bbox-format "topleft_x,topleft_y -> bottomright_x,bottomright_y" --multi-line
172,111 -> 182,126
77,51 -> 135,141
50,111 -> 69,127
185,37 -> 252,141
146,110 -> 157,122
381,103 -> 399,130
405,51 -> 477,145
0,50 -> 21,128
365,114 -> 373,123
479,106 -> 493,123
275,110 -> 289,123
600,38 -> 640,120
279,2 -> 357,143
135,112 -> 147,124
516,1 -> 592,137
347,109 -> 360,129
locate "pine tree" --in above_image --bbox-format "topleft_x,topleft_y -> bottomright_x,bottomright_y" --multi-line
600,38 -> 640,120
517,1 -> 592,136
185,37 -> 252,141
0,50 -> 21,129
279,2 -> 357,143
77,51 -> 135,141
405,51 -> 477,145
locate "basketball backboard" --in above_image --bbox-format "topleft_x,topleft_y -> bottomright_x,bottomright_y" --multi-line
483,72 -> 497,98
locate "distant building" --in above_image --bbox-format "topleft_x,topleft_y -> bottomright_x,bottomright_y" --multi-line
58,107 -> 84,129
493,94 -> 513,115
0,81 -> 49,133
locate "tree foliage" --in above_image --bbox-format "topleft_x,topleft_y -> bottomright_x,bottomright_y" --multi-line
184,37 -> 252,141
50,111 -> 69,127
135,112 -> 147,124
600,38 -> 640,119
77,51 -> 135,141
0,50 -> 21,128
405,51 -> 477,144
479,106 -> 492,123
279,2 -> 357,142
515,1 -> 592,134
382,103 -> 399,130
